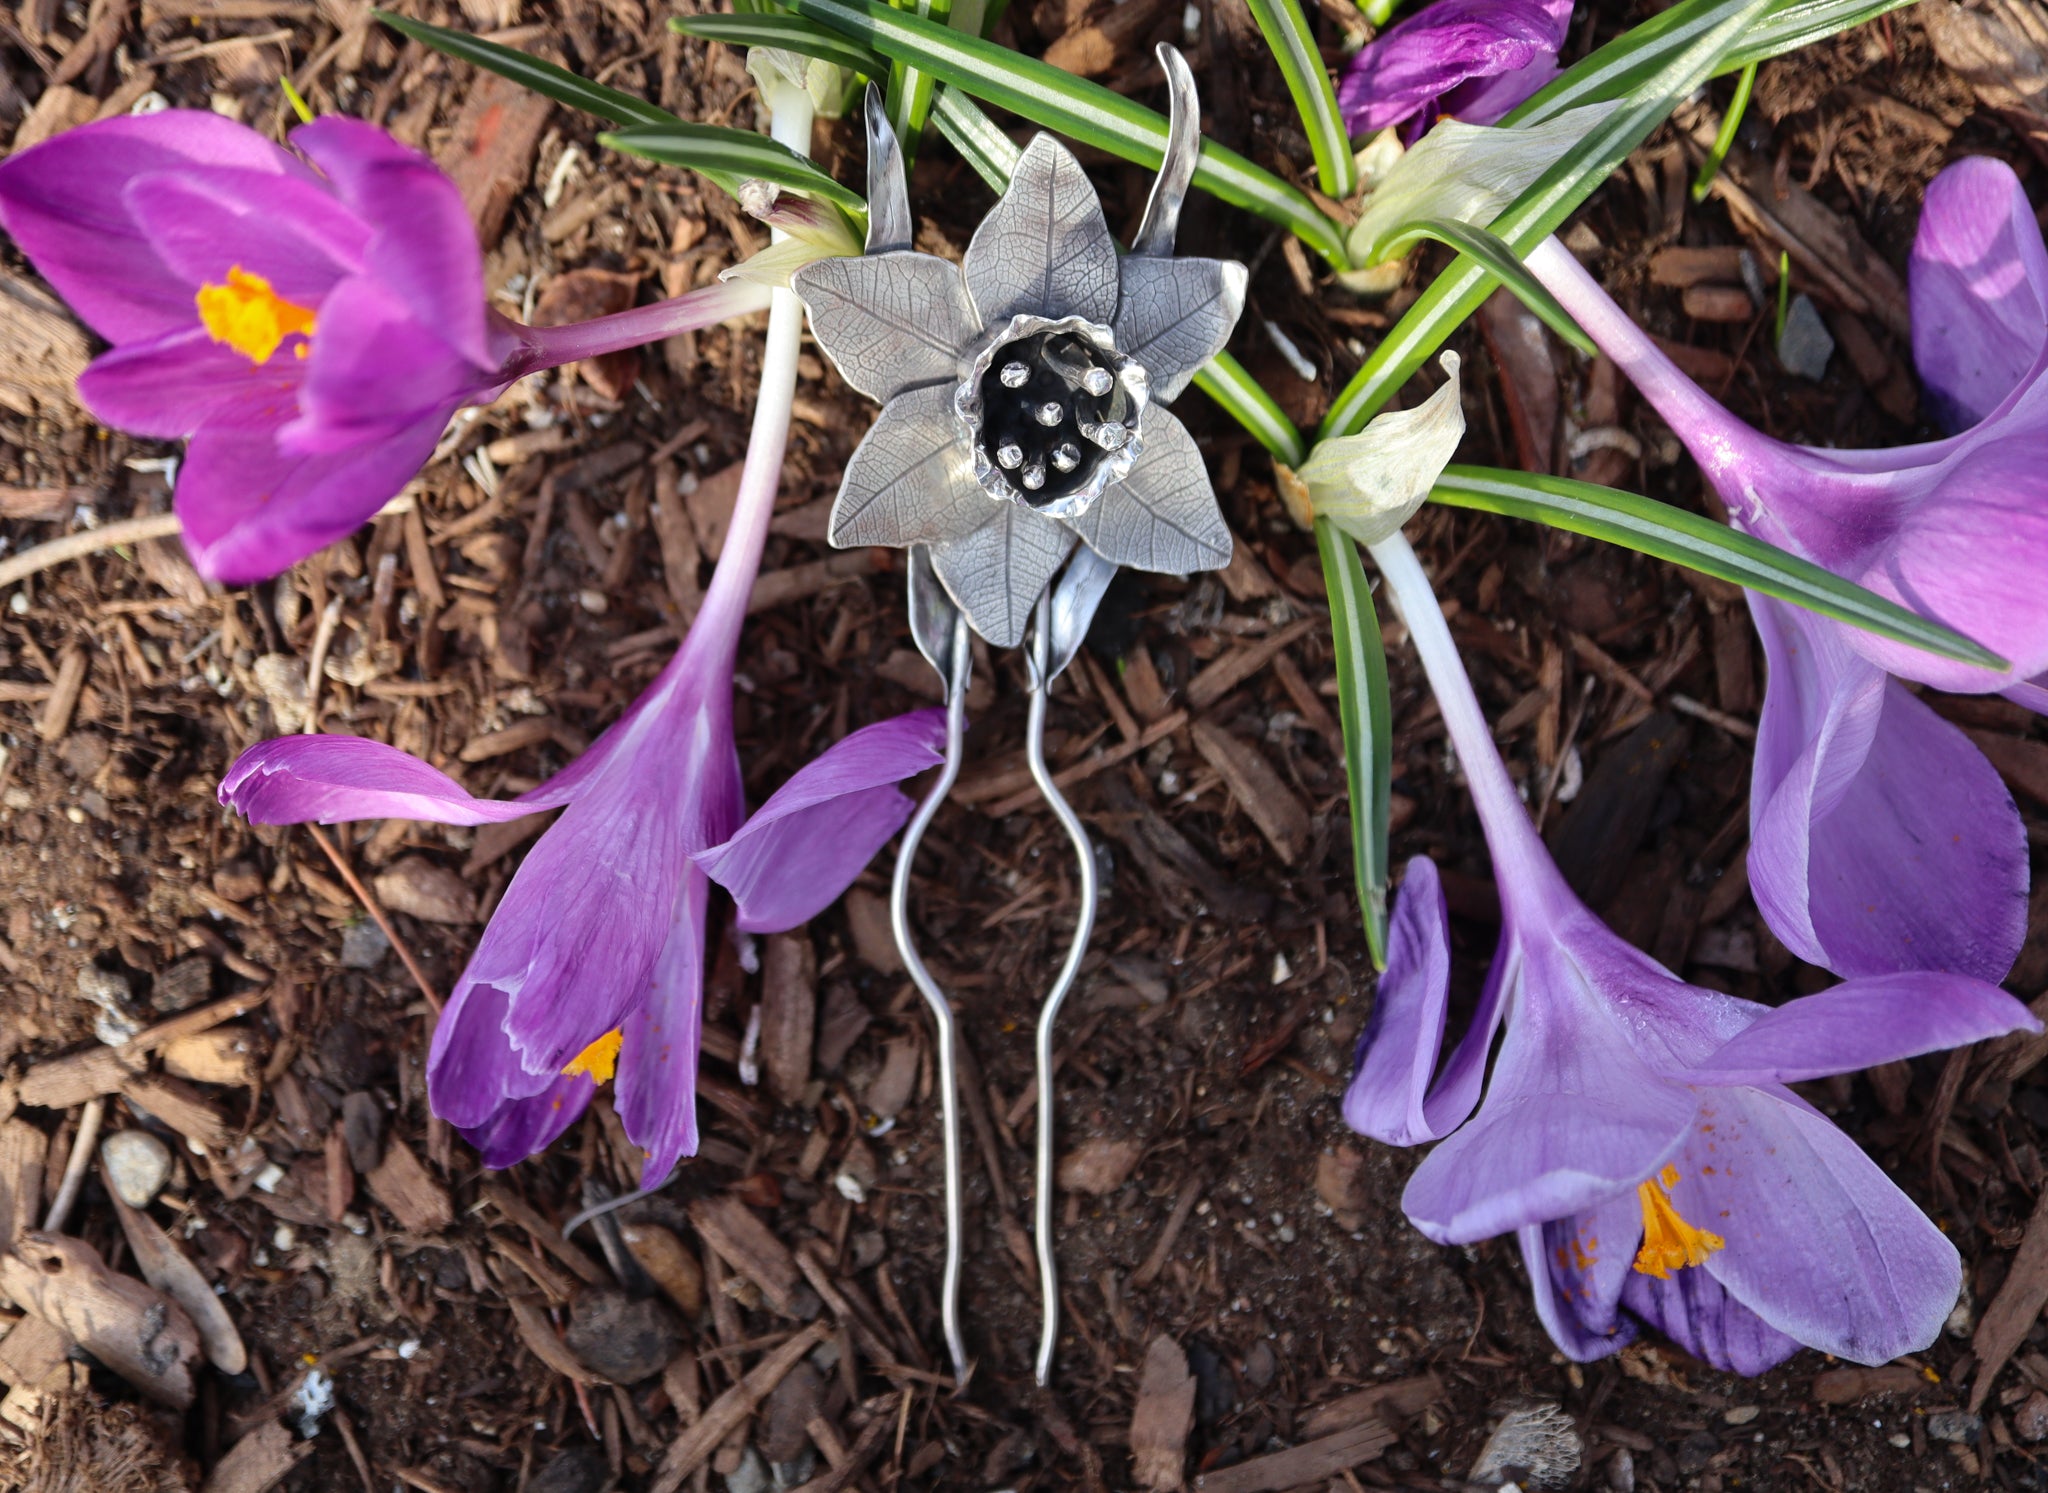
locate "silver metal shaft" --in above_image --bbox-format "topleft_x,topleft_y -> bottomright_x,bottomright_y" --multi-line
890,613 -> 972,1387
1027,592 -> 1101,1387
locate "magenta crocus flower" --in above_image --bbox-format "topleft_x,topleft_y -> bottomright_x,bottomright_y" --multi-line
1522,162 -> 2048,983
0,112 -> 765,583
1337,0 -> 1573,138
1346,534 -> 2038,1374
218,253 -> 932,1180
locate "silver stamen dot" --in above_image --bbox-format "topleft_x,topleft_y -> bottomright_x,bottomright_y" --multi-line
1088,422 -> 1130,451
1052,442 -> 1081,472
997,443 -> 1024,470
1000,361 -> 1030,389
1081,367 -> 1114,396
1035,401 -> 1065,427
1022,461 -> 1047,491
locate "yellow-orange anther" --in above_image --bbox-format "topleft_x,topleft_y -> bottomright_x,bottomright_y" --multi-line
562,1029 -> 623,1085
196,266 -> 317,364
1632,1164 -> 1724,1279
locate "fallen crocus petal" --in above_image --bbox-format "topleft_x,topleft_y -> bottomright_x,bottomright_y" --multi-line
1336,0 -> 1573,136
695,709 -> 946,932
1746,595 -> 2026,982
1910,155 -> 2048,432
1343,855 -> 1505,1147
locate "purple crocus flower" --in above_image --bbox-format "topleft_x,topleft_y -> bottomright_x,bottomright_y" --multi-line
0,112 -> 766,583
218,277 -> 932,1181
1347,534 -> 2038,1373
1337,0 -> 1573,138
1522,162 -> 2048,983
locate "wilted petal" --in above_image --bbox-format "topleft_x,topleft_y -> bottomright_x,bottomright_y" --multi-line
0,111 -> 311,342
1112,255 -> 1247,403
1336,0 -> 1573,135
1747,596 -> 2026,981
1910,155 -> 2048,431
1519,1187 -> 1642,1361
696,710 -> 946,931
220,732 -> 576,825
294,116 -> 491,369
1296,352 -> 1466,547
1676,1088 -> 1962,1366
792,250 -> 978,404
964,134 -> 1119,327
1066,408 -> 1230,574
1687,973 -> 2035,1087
929,500 -> 1078,649
1403,938 -> 1695,1245
615,868 -> 714,1183
828,385 -> 986,550
1618,1260 -> 1801,1376
1345,856 -> 1509,1146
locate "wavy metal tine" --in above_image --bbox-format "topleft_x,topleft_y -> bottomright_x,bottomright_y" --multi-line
892,588 -> 972,1387
863,84 -> 915,255
1132,44 -> 1200,259
1025,589 -> 1102,1387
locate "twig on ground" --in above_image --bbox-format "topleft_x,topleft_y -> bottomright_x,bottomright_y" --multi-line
307,824 -> 443,1012
0,513 -> 183,592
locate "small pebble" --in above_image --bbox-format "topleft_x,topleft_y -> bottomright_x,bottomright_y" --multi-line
1926,1409 -> 1982,1445
2014,1391 -> 2048,1442
339,920 -> 391,970
723,1447 -> 771,1493
1776,294 -> 1834,380
100,1130 -> 173,1208
564,1290 -> 684,1383
1723,1405 -> 1760,1426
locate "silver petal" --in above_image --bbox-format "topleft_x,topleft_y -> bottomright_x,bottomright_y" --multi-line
1066,407 -> 1231,574
907,544 -> 970,692
1043,544 -> 1119,683
862,86 -> 914,255
929,502 -> 1077,649
828,384 -> 987,550
793,251 -> 978,406
963,134 -> 1120,328
1131,45 -> 1201,259
1112,256 -> 1248,404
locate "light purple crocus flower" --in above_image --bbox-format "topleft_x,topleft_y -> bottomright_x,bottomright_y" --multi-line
1337,0 -> 1573,138
1522,161 -> 2048,983
0,112 -> 765,583
1347,534 -> 2038,1374
218,272 -> 930,1181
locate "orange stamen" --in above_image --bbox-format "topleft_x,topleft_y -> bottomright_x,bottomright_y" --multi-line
196,266 -> 317,364
562,1029 -> 623,1085
1632,1163 -> 1724,1279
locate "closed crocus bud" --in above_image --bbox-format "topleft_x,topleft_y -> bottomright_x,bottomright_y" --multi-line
1278,352 -> 1466,543
1337,0 -> 1575,139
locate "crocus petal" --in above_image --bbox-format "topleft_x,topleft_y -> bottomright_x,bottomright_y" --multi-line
1441,49 -> 1562,126
461,1073 -> 595,1170
220,732 -> 579,826
1518,1186 -> 1642,1361
1344,856 -> 1508,1146
1747,596 -> 2026,981
293,117 -> 491,370
0,111 -> 309,342
695,710 -> 945,932
1910,155 -> 2048,431
176,402 -> 453,583
1336,0 -> 1572,135
282,277 -> 494,453
1686,973 -> 2037,1087
615,868 -> 715,1184
427,978 -> 564,1129
1618,1261 -> 1801,1376
121,166 -> 366,304
78,329 -> 304,440
1676,1088 -> 1962,1366
1402,936 -> 1695,1244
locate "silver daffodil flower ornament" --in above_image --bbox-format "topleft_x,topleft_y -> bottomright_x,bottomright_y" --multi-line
791,48 -> 1245,1392
792,50 -> 1246,648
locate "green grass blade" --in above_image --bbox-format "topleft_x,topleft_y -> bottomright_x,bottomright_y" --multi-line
932,85 -> 1020,192
601,122 -> 869,214
1243,0 -> 1357,199
669,13 -> 888,77
1320,0 -> 1773,441
1380,219 -> 1595,356
377,10 -> 677,125
1431,465 -> 2007,668
1192,354 -> 1309,467
1721,0 -> 1916,70
1317,516 -> 1393,969
787,0 -> 1352,266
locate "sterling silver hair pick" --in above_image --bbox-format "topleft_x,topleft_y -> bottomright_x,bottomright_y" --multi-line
791,49 -> 1245,1387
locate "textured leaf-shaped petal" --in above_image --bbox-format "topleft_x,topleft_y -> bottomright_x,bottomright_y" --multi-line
930,502 -> 1077,649
963,134 -> 1119,327
828,384 -> 986,550
1113,255 -> 1247,403
793,250 -> 977,405
1067,408 -> 1230,574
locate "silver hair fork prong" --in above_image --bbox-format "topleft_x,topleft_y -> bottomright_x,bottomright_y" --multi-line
892,548 -> 973,1388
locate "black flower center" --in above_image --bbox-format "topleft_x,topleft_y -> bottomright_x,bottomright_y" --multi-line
975,330 -> 1136,507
